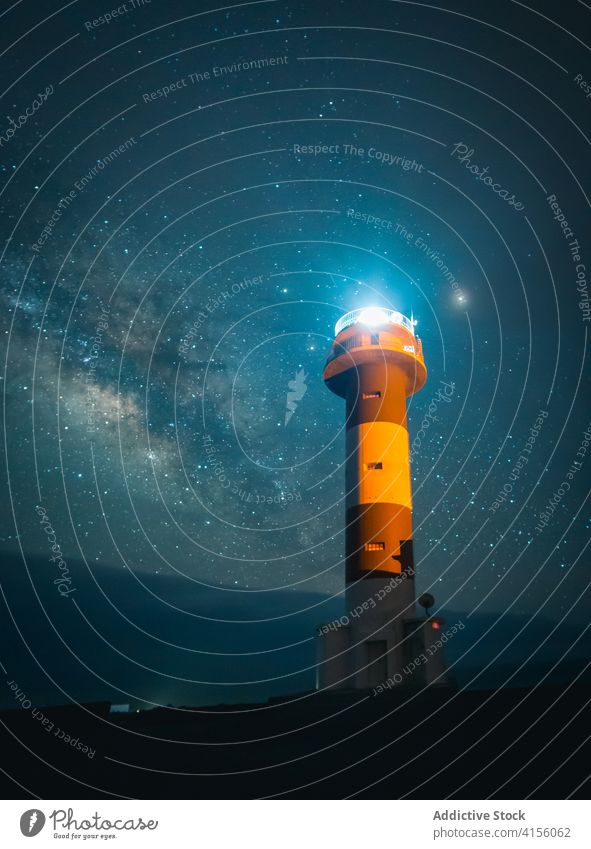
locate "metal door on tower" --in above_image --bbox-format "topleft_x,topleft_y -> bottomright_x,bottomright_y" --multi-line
366,640 -> 387,685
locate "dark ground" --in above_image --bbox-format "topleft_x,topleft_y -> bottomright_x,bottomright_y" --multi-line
1,683 -> 589,799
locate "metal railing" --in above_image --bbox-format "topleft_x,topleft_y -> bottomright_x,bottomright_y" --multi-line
334,308 -> 415,337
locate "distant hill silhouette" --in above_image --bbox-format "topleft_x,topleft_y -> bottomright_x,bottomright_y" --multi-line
1,550 -> 589,711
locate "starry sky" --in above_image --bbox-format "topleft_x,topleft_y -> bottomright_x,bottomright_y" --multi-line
1,0 -> 590,709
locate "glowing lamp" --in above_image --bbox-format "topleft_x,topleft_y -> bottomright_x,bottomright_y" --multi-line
358,307 -> 390,327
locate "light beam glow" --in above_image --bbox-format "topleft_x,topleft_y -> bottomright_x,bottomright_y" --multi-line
358,307 -> 390,326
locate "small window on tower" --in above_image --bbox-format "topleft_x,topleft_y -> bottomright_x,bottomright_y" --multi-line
365,462 -> 383,470
365,542 -> 385,551
362,391 -> 381,400
371,333 -> 380,344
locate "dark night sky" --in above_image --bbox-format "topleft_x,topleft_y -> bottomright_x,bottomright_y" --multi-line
1,0 -> 590,709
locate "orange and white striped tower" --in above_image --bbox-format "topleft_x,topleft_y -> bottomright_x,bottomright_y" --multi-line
316,307 -> 447,691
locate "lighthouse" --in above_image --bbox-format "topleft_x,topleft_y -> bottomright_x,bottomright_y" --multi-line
317,307 -> 448,691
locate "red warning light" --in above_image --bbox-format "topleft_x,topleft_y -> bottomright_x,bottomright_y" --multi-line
431,621 -> 440,629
